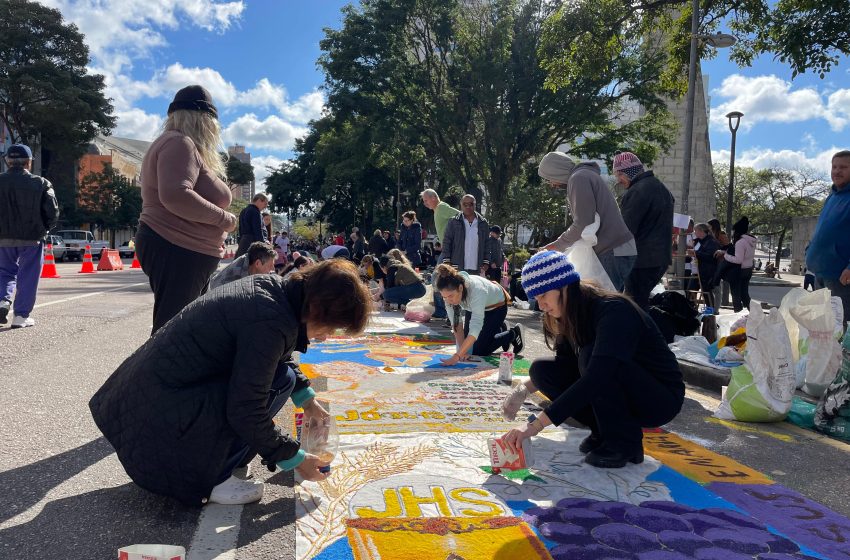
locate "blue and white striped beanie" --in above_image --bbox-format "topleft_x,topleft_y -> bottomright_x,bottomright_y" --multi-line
521,251 -> 581,299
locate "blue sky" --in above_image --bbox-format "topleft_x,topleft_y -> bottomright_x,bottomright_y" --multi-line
43,0 -> 849,185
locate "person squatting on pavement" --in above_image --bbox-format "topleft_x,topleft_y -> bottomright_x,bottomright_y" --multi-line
615,152 -> 675,309
434,264 -> 523,366
806,149 -> 850,324
89,260 -> 371,506
501,251 -> 684,469
378,251 -> 426,309
0,144 -> 60,328
236,193 -> 269,258
538,152 -> 636,291
135,85 -> 238,334
209,241 -> 277,290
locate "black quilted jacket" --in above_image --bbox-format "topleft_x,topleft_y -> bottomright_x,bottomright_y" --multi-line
89,274 -> 311,505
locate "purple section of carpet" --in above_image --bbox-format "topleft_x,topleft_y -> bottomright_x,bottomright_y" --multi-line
708,482 -> 850,560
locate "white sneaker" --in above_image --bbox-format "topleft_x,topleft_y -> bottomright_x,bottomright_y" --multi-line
11,316 -> 34,329
208,475 -> 264,505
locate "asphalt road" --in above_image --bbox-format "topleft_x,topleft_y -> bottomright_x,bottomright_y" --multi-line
0,264 -> 847,559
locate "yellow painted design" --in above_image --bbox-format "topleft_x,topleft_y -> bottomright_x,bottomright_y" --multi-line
300,363 -> 319,379
449,488 -> 505,517
346,517 -> 553,560
399,486 -> 453,517
706,417 -> 796,443
354,489 -> 404,518
643,431 -> 774,485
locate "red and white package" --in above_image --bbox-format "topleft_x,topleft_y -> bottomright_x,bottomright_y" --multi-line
488,436 -> 533,473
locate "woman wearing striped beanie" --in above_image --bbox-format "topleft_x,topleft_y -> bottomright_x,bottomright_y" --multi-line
500,250 -> 684,469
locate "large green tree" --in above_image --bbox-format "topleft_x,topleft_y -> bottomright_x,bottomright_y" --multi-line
77,164 -> 142,246
0,0 -> 114,217
320,0 -> 677,224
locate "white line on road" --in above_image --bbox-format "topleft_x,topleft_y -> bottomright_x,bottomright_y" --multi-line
34,282 -> 148,309
187,504 -> 242,560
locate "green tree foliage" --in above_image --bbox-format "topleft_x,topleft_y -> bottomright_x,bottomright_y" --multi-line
319,0 -> 678,225
713,164 -> 830,266
225,154 -> 255,187
77,164 -> 142,245
0,0 -> 114,155
502,160 -> 571,247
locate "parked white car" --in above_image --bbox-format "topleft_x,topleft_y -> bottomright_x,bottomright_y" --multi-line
53,230 -> 110,260
45,235 -> 68,262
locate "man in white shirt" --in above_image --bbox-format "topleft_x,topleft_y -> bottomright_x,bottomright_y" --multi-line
441,194 -> 490,275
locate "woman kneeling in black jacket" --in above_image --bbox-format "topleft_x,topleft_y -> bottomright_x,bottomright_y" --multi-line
89,260 -> 371,505
501,251 -> 684,468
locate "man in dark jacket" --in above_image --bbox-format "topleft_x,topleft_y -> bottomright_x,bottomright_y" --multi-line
235,193 -> 268,258
368,228 -> 388,256
616,152 -> 675,309
89,261 -> 371,506
485,225 -> 505,281
441,194 -> 490,274
0,144 -> 60,328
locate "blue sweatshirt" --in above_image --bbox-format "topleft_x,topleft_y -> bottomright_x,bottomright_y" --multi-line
807,185 -> 850,280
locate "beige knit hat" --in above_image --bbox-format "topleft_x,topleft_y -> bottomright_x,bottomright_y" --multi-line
538,152 -> 577,185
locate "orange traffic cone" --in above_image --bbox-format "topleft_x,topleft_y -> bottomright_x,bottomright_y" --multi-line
130,251 -> 141,269
78,245 -> 96,274
41,244 -> 61,278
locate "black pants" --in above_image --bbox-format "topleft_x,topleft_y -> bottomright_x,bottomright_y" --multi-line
136,223 -> 221,334
462,305 -> 512,356
235,234 -> 261,258
529,355 -> 682,449
731,267 -> 753,312
625,265 -> 668,309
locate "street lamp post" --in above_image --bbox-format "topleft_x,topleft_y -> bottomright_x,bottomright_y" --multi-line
674,3 -> 736,285
725,111 -> 743,233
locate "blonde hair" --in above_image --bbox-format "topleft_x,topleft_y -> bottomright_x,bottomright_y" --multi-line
387,248 -> 410,265
163,110 -> 226,179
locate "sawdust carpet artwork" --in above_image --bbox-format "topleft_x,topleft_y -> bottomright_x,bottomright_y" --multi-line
292,312 -> 850,560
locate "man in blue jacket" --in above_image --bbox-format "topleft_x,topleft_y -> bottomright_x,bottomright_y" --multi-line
807,150 -> 850,324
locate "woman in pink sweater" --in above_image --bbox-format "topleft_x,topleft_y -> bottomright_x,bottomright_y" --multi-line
135,85 -> 237,333
716,217 -> 756,312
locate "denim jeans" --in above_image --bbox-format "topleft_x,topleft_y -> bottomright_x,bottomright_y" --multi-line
384,282 -> 426,305
0,242 -> 44,317
597,251 -> 636,292
218,364 -> 296,483
432,290 -> 447,318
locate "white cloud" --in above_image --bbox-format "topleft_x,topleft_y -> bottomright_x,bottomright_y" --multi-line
251,155 -> 285,188
711,74 -> 850,132
44,0 -> 244,73
711,146 -> 840,171
112,108 -> 164,141
223,113 -> 308,151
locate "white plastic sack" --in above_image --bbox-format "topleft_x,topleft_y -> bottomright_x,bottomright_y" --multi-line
564,214 -> 616,292
118,545 -> 185,560
790,288 -> 843,397
778,287 -> 808,363
715,301 -> 795,422
406,284 -> 435,314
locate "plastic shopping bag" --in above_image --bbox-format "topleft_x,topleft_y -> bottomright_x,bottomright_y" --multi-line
564,214 -> 616,292
790,288 -> 843,397
405,284 -> 434,322
715,301 -> 795,422
814,332 -> 850,442
118,545 -> 185,560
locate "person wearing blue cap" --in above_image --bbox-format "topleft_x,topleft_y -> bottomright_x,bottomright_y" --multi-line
0,144 -> 60,328
500,250 -> 684,468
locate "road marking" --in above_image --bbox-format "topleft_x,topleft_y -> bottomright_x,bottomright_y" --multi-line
706,416 -> 797,442
187,504 -> 242,560
34,282 -> 148,309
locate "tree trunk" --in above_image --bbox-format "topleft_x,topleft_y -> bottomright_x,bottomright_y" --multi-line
775,227 -> 786,268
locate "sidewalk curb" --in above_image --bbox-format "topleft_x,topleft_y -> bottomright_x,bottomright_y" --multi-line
678,359 -> 730,395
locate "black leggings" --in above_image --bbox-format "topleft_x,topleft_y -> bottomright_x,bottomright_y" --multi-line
731,267 -> 753,312
462,305 -> 513,356
529,355 -> 683,449
136,223 -> 221,334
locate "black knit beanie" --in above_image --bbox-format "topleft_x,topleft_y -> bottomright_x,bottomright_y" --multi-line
167,85 -> 218,119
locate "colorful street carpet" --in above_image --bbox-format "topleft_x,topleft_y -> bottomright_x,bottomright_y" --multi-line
294,312 -> 850,560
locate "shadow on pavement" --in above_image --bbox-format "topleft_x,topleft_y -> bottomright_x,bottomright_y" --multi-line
0,482 -> 198,559
0,437 -> 114,525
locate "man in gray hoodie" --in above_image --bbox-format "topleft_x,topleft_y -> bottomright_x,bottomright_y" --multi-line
538,152 -> 636,291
